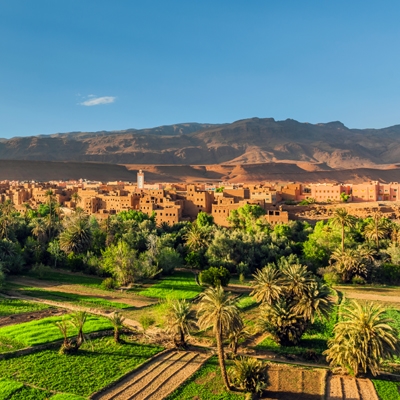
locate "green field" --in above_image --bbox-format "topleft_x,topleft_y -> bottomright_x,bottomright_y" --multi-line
12,286 -> 131,310
0,298 -> 50,317
0,378 -> 52,400
236,295 -> 257,311
0,314 -> 112,353
373,379 -> 400,400
0,336 -> 162,397
138,272 -> 203,299
26,270 -> 103,289
166,357 -> 245,400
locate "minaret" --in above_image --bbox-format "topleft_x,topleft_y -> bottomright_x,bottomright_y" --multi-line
137,169 -> 144,190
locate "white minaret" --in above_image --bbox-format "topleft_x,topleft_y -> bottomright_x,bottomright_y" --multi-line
137,169 -> 144,189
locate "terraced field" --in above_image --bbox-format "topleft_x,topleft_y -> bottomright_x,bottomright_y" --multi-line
326,375 -> 378,400
95,350 -> 208,400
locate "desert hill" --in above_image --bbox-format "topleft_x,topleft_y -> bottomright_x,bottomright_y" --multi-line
2,160 -> 400,184
2,118 -> 400,168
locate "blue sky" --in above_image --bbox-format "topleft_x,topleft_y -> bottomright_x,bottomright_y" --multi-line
1,1 -> 400,138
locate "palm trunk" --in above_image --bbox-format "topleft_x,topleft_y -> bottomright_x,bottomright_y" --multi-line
341,224 -> 345,253
179,327 -> 186,347
216,322 -> 230,390
114,328 -> 120,343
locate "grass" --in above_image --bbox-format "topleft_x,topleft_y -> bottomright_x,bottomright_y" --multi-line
236,295 -> 257,311
12,286 -> 131,310
166,357 -> 245,399
0,313 -> 112,353
0,298 -> 50,316
27,269 -> 103,289
0,336 -> 163,397
372,379 -> 400,400
0,378 -> 51,400
138,272 -> 203,299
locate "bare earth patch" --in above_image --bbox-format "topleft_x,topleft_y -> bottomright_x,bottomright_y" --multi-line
326,375 -> 378,400
94,350 -> 208,400
0,308 -> 65,327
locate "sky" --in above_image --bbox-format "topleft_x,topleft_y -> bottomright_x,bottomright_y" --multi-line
1,1 -> 400,138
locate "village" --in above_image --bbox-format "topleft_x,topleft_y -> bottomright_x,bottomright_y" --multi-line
2,170 -> 400,227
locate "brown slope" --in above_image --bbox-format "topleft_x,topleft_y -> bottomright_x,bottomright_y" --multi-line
2,118 -> 400,168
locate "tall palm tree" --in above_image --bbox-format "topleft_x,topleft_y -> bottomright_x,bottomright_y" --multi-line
184,223 -> 210,252
30,218 -> 48,244
364,212 -> 388,250
250,264 -> 282,305
331,208 -> 357,252
330,248 -> 364,282
59,214 -> 92,254
166,299 -> 196,348
71,192 -> 82,209
324,300 -> 400,376
197,286 -> 242,389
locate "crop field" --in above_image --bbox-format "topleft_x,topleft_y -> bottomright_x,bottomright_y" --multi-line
0,314 -> 112,353
236,295 -> 257,311
0,298 -> 50,316
138,272 -> 203,299
0,378 -> 52,399
373,379 -> 400,400
0,336 -> 163,398
27,270 -> 103,289
9,285 -> 131,310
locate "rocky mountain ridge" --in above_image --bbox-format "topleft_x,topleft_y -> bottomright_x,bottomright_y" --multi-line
1,118 -> 400,169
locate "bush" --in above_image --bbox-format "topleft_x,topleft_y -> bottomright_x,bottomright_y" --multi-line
199,266 -> 230,287
352,275 -> 366,285
101,277 -> 117,290
372,263 -> 400,285
323,272 -> 341,286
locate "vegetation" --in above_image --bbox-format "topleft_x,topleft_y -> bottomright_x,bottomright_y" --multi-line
199,266 -> 231,287
0,298 -> 49,316
138,272 -> 202,299
0,336 -> 162,397
0,313 -> 112,352
324,300 -> 400,376
372,379 -> 400,400
197,286 -> 242,389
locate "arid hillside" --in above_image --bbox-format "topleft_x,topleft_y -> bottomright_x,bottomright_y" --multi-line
2,160 -> 400,184
2,118 -> 400,168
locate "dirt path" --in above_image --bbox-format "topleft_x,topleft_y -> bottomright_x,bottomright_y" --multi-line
0,307 -> 66,327
9,277 -> 155,308
326,375 -> 378,400
94,350 -> 208,400
340,290 -> 400,305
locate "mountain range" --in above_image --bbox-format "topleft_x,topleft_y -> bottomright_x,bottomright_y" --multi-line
2,118 -> 400,169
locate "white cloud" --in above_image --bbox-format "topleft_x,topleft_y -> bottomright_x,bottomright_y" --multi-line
80,96 -> 116,106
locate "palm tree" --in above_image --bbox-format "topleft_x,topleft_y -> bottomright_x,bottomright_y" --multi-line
30,218 -> 48,244
166,299 -> 196,348
109,312 -> 125,343
281,263 -> 314,299
331,208 -> 356,252
70,311 -> 87,348
364,212 -> 388,250
330,248 -> 364,282
228,357 -> 269,395
197,286 -> 242,389
250,264 -> 282,305
59,214 -> 92,254
184,223 -> 210,252
227,321 -> 247,355
71,192 -> 82,209
324,300 -> 400,376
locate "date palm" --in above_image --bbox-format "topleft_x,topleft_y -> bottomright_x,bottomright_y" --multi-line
166,299 -> 196,348
281,263 -> 314,299
59,214 -> 92,254
197,286 -> 242,389
250,264 -> 282,305
109,312 -> 125,343
364,212 -> 388,250
184,224 -> 209,252
331,208 -> 356,252
330,248 -> 365,282
71,192 -> 82,209
324,300 -> 400,376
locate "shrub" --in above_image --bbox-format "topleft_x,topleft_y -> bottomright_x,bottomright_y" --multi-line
199,266 -> 230,287
372,263 -> 400,285
139,315 -> 155,332
352,275 -> 366,285
101,277 -> 117,290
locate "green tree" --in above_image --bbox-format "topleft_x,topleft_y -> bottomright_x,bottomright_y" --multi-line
363,212 -> 389,250
197,286 -> 242,389
166,299 -> 196,348
199,266 -> 231,287
228,357 -> 269,395
227,204 -> 267,233
324,301 -> 400,376
331,208 -> 357,253
196,211 -> 214,227
59,213 -> 92,254
108,312 -> 125,343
